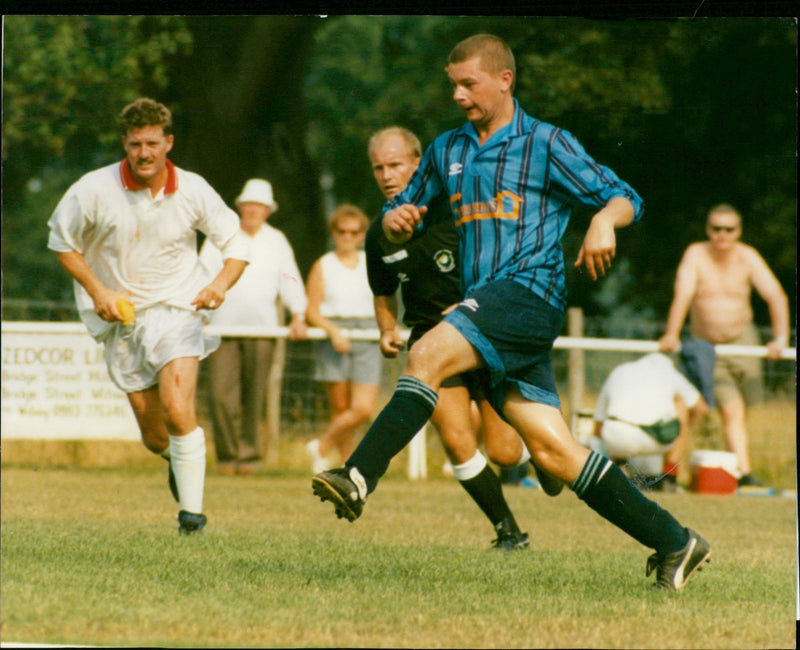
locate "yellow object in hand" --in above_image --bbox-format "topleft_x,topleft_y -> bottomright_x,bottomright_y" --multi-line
116,298 -> 135,325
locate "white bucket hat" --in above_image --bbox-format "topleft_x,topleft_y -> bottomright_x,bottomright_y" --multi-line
235,178 -> 278,212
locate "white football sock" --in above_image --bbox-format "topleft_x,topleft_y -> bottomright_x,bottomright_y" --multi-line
452,451 -> 488,481
169,427 -> 206,514
517,442 -> 531,466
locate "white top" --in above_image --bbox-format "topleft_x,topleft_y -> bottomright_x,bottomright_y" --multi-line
47,160 -> 250,339
594,353 -> 701,425
199,222 -> 307,327
317,250 -> 374,319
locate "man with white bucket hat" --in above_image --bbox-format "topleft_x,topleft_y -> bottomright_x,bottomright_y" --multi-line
200,178 -> 307,475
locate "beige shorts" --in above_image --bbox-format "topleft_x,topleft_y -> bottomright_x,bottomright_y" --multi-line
713,324 -> 764,406
103,305 -> 220,393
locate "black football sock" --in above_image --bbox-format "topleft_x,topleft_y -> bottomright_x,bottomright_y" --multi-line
572,451 -> 689,554
459,464 -> 521,532
346,375 -> 437,493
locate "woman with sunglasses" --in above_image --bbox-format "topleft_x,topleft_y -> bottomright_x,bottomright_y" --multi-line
305,205 -> 382,473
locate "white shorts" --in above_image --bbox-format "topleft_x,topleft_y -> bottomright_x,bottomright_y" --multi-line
600,419 -> 673,460
103,305 -> 220,392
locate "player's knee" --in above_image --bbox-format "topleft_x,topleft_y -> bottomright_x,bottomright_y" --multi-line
406,340 -> 454,386
487,446 -> 522,468
484,425 -> 525,467
164,405 -> 197,436
530,446 -> 566,476
140,428 -> 169,455
406,348 -> 433,378
436,429 -> 477,464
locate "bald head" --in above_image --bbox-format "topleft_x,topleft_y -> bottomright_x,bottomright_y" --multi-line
368,127 -> 422,200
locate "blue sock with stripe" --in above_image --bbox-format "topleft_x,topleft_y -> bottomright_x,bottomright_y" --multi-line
346,376 -> 438,493
572,451 -> 689,553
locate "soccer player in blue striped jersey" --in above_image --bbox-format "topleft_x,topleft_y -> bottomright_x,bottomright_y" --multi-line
313,34 -> 710,590
365,126 -> 532,551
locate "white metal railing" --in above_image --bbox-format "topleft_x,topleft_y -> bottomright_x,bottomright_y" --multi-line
4,322 -> 794,360
2,320 -> 795,479
211,325 -> 794,359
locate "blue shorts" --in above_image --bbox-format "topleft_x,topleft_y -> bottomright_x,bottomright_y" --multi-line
410,321 -> 489,396
440,367 -> 491,401
443,279 -> 563,410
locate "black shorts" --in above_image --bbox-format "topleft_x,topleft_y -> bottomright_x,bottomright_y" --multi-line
443,278 -> 563,409
440,367 -> 491,401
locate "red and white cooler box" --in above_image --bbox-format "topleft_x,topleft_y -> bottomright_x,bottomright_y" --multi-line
689,450 -> 740,494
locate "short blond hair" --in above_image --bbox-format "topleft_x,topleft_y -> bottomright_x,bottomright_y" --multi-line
707,203 -> 741,226
448,33 -> 516,90
328,204 -> 369,232
368,126 -> 422,161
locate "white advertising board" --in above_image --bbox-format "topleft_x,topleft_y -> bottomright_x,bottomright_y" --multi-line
1,322 -> 139,440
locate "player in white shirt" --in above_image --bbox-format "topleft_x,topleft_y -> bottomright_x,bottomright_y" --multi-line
47,98 -> 250,535
592,353 -> 708,491
199,178 -> 308,474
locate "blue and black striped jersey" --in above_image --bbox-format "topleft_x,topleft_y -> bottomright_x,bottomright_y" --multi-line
384,100 -> 644,312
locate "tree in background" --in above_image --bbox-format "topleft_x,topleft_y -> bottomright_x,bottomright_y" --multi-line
304,16 -> 796,323
2,15 -> 326,310
2,16 -> 192,304
2,15 -> 795,328
164,16 -> 326,275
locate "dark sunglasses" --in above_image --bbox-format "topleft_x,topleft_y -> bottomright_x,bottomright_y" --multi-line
708,225 -> 737,233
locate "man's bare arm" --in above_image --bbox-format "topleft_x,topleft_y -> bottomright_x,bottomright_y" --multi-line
574,196 -> 634,280
57,250 -> 126,322
191,258 -> 248,311
659,247 -> 699,351
748,248 -> 790,358
374,294 -> 403,358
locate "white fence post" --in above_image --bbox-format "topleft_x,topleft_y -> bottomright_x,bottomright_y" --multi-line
407,424 -> 428,479
567,307 -> 585,436
261,298 -> 285,467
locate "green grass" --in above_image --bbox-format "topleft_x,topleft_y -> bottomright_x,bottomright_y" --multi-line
1,467 -> 797,648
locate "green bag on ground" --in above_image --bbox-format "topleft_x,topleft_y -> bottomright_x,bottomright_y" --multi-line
608,415 -> 682,445
639,418 -> 681,444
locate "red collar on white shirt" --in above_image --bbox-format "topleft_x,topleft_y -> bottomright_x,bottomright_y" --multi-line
119,158 -> 178,194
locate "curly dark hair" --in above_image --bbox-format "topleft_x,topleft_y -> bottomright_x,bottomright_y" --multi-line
118,98 -> 173,136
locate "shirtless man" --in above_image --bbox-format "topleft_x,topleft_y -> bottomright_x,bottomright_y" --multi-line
658,203 -> 789,486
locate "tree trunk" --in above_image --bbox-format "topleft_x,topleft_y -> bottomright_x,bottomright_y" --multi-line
169,15 -> 327,276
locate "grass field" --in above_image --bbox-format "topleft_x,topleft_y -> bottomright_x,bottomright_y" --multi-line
1,465 -> 797,649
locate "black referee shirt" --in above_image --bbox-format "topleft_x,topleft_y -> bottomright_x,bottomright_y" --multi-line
365,195 -> 461,344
